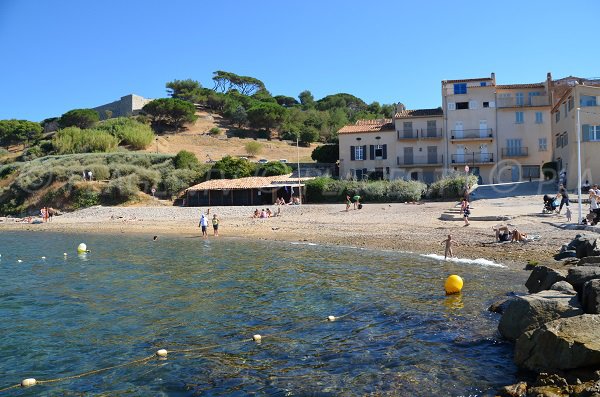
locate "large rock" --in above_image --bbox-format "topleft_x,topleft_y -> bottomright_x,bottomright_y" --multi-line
576,237 -> 599,259
582,279 -> 600,314
578,256 -> 600,266
498,291 -> 583,341
515,314 -> 600,371
555,250 -> 577,260
550,281 -> 576,294
525,266 -> 567,293
566,266 -> 600,293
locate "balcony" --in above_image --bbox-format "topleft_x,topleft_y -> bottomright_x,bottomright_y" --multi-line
450,128 -> 493,141
397,154 -> 444,167
501,147 -> 529,158
397,128 -> 444,140
451,152 -> 495,165
496,96 -> 550,108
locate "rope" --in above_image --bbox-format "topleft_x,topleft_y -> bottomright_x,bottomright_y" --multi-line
0,304 -> 368,393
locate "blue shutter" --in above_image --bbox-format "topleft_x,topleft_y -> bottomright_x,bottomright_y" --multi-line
382,144 -> 387,159
582,125 -> 591,142
350,146 -> 355,161
370,145 -> 375,160
362,145 -> 367,159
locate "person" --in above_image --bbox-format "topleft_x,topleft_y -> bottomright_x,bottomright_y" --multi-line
511,229 -> 528,242
565,207 -> 572,222
82,170 -> 87,180
199,214 -> 208,237
153,236 -> 158,241
345,195 -> 351,212
441,235 -> 457,259
558,184 -> 569,214
352,195 -> 361,210
266,208 -> 272,218
87,170 -> 93,182
212,214 -> 219,236
47,207 -> 55,222
461,198 -> 470,226
583,180 -> 591,193
260,209 -> 267,218
252,208 -> 260,218
276,207 -> 281,217
493,225 -> 512,242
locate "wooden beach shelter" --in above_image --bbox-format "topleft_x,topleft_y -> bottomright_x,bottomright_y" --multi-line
185,174 -> 307,206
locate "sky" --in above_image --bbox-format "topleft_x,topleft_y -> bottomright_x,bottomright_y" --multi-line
1,0 -> 599,121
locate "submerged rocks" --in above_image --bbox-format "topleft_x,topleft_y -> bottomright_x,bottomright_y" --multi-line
525,266 -> 567,293
515,314 -> 600,372
498,291 -> 583,341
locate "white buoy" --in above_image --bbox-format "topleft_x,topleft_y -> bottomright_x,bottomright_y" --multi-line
21,378 -> 36,387
41,256 -> 46,260
252,334 -> 262,342
156,349 -> 168,357
63,252 -> 67,256
327,315 -> 336,322
77,243 -> 87,253
17,259 -> 23,263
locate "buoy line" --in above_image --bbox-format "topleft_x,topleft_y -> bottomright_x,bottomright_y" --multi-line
0,305 -> 365,393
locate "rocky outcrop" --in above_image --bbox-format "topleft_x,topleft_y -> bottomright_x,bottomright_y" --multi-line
582,279 -> 600,314
570,235 -> 600,259
498,291 -> 583,341
566,266 -> 600,294
514,314 -> 600,372
578,256 -> 600,266
550,281 -> 576,294
525,266 -> 567,293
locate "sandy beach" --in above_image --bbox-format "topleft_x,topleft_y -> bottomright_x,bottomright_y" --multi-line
1,195 -> 590,269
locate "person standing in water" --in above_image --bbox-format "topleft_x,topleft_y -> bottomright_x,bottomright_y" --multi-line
199,213 -> 208,238
212,214 -> 219,237
441,234 -> 457,259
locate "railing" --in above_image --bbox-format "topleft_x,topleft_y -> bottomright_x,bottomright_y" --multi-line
397,128 -> 444,140
451,152 -> 494,164
450,128 -> 493,140
496,96 -> 550,108
501,147 -> 529,157
397,154 -> 444,166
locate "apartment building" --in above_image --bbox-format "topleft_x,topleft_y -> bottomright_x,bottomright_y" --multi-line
441,74 -> 497,184
551,82 -> 600,190
495,75 -> 553,182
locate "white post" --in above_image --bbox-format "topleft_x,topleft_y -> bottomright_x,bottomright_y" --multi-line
576,108 -> 583,224
297,136 -> 302,205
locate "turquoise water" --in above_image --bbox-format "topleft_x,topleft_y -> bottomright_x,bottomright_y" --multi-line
0,232 -> 527,396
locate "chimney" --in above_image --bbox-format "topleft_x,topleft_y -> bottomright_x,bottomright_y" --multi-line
396,102 -> 406,113
491,72 -> 496,84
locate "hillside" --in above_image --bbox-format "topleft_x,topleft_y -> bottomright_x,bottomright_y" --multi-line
145,110 -> 316,163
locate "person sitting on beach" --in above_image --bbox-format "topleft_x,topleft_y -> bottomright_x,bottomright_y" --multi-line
266,208 -> 273,217
260,209 -> 268,218
293,197 -> 300,205
493,225 -> 512,242
511,229 -> 528,242
252,208 -> 260,218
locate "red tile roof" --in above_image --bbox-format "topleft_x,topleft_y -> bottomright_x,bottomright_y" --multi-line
187,174 -> 311,191
338,118 -> 394,134
496,83 -> 545,89
394,108 -> 443,119
443,77 -> 494,84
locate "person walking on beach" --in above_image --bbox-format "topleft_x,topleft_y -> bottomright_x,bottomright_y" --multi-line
199,214 -> 208,238
212,214 -> 219,237
353,195 -> 361,210
345,195 -> 351,212
558,184 -> 569,214
441,235 -> 457,259
461,198 -> 470,226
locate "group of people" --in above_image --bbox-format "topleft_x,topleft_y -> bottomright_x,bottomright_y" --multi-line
40,207 -> 56,222
198,212 -> 219,237
345,195 -> 361,211
584,183 -> 600,225
252,208 -> 280,218
275,196 -> 300,205
82,170 -> 93,181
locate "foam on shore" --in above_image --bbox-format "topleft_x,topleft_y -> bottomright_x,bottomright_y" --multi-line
420,253 -> 506,268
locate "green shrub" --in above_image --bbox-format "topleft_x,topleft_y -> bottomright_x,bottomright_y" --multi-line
19,146 -> 44,161
173,150 -> 199,169
0,163 -> 20,179
72,186 -> 101,208
162,168 -> 202,195
428,173 -> 478,199
305,177 -> 426,203
53,127 -> 119,154
245,141 -> 263,157
102,174 -> 140,202
257,161 -> 291,176
96,117 -> 155,149
209,127 -> 221,135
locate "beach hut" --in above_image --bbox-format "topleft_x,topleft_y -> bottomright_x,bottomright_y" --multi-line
185,174 -> 308,206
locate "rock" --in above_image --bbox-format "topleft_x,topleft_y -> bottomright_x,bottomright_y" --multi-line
550,281 -> 576,294
496,381 -> 527,397
515,314 -> 600,371
526,385 -> 569,396
582,279 -> 600,314
566,234 -> 584,251
566,266 -> 600,294
526,266 -> 568,293
488,296 -> 517,314
555,250 -> 577,260
498,291 -> 583,341
578,256 -> 600,266
576,237 -> 599,259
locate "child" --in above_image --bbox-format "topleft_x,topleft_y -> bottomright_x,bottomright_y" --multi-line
565,207 -> 572,222
461,199 -> 470,226
212,214 -> 219,237
441,235 -> 457,259
345,195 -> 351,212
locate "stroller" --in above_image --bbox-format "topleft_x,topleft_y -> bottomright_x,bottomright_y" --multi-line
543,194 -> 559,214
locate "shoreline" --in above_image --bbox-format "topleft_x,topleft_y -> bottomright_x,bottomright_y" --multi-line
0,196 -> 588,271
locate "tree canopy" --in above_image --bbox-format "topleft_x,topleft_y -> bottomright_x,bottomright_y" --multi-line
142,98 -> 198,131
212,71 -> 265,96
210,155 -> 256,179
0,119 -> 43,146
166,79 -> 205,103
311,144 -> 339,163
58,108 -> 100,129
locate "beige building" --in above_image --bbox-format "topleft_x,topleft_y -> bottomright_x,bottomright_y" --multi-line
551,82 -> 600,190
495,76 -> 553,182
93,94 -> 153,120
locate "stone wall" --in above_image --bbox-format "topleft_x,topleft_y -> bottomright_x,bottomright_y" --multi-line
93,94 -> 153,120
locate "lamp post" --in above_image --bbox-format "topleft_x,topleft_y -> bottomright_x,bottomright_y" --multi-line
297,135 -> 302,205
576,108 -> 583,224
155,137 -> 159,154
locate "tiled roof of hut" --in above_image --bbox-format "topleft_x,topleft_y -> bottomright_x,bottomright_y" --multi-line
187,174 -> 312,191
394,108 -> 443,118
338,118 -> 394,134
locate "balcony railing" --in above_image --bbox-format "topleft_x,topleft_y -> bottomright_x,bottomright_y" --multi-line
397,128 -> 444,140
496,95 -> 550,108
397,154 -> 444,166
451,152 -> 494,164
450,128 -> 493,140
501,147 -> 529,157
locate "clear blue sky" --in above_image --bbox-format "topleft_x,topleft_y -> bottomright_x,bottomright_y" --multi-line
1,0 -> 599,121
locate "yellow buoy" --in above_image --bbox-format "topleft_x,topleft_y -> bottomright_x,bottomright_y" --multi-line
77,243 -> 87,253
445,275 -> 463,295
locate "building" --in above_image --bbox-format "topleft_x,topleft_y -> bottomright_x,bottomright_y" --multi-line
551,81 -> 600,190
93,94 -> 152,120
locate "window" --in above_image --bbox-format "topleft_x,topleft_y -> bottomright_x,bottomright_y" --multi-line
563,103 -> 567,115
535,112 -> 543,123
483,101 -> 489,108
447,102 -> 455,110
515,111 -> 524,123
539,137 -> 547,151
522,166 -> 540,179
568,97 -> 574,111
352,145 -> 364,160
454,83 -> 467,94
556,111 -> 560,122
516,93 -> 524,106
456,102 -> 469,110
562,132 -> 568,147
375,145 -> 384,158
556,134 -> 561,148
583,125 -> 600,141
580,95 -> 597,107
480,82 -> 487,87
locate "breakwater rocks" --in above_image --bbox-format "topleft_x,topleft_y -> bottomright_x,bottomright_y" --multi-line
494,234 -> 600,397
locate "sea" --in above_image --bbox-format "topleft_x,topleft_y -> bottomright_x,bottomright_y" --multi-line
0,231 -> 528,396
